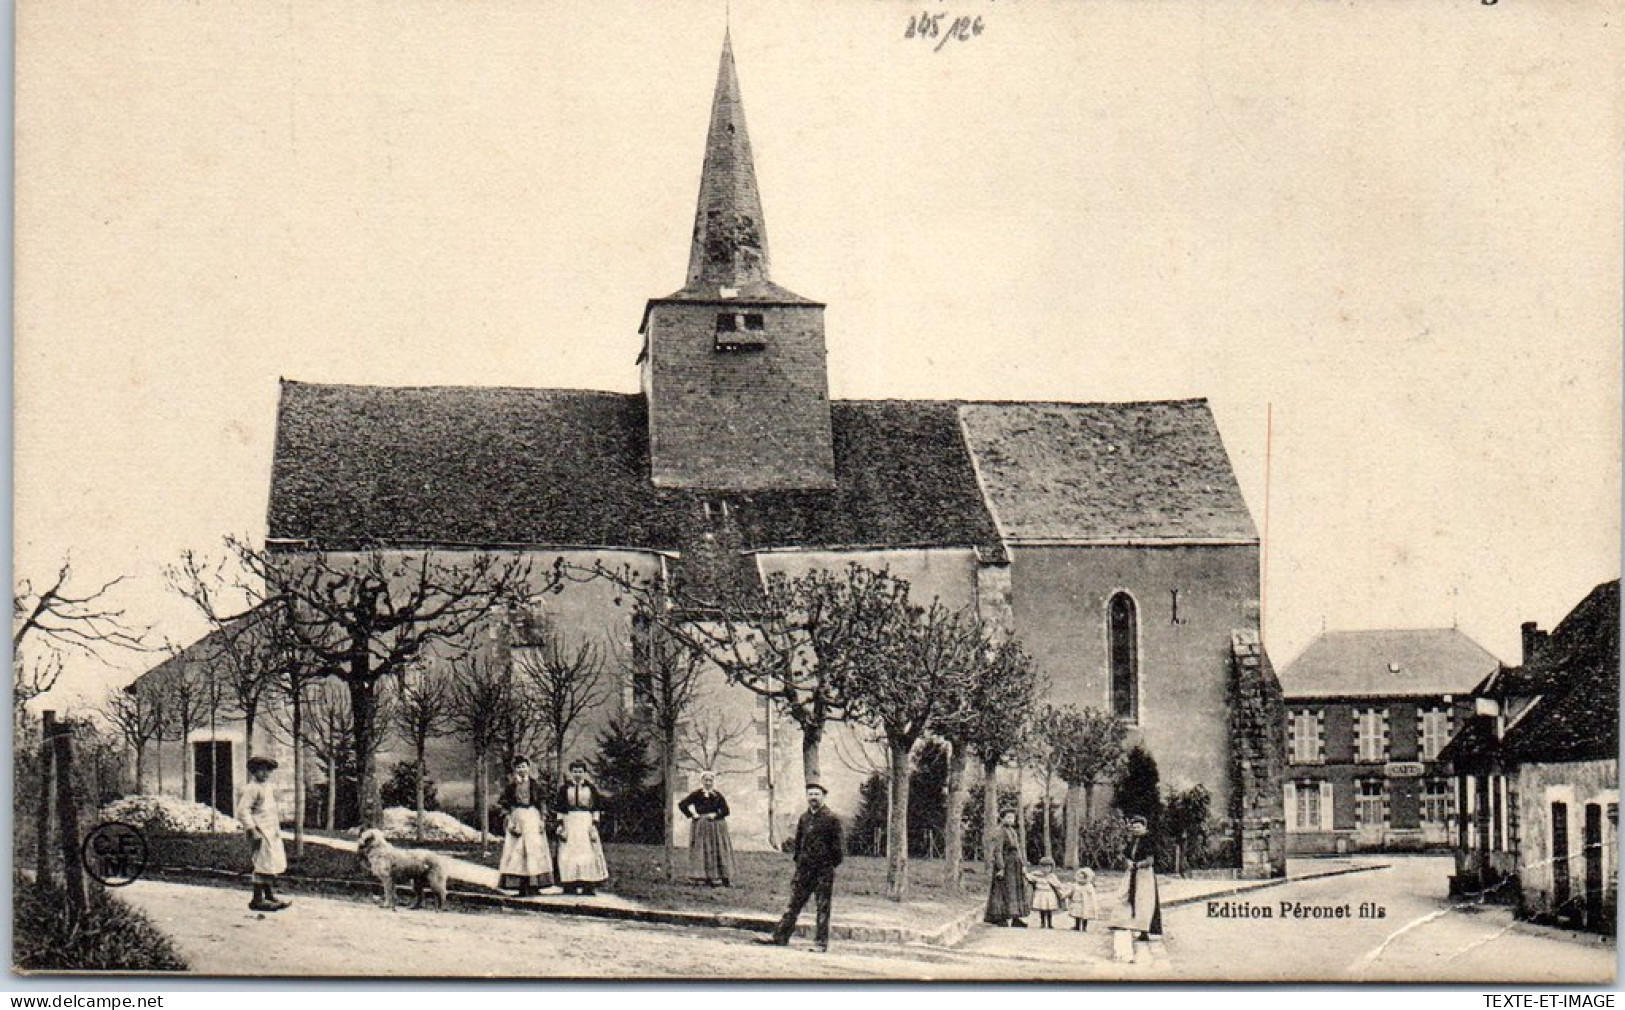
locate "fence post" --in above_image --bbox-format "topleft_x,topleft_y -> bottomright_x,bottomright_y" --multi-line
37,711 -> 55,880
53,718 -> 88,920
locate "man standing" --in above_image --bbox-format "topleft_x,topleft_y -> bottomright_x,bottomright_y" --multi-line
758,782 -> 843,952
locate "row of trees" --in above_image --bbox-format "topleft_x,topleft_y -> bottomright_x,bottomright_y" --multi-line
22,545 -> 1163,904
572,560 -> 1146,901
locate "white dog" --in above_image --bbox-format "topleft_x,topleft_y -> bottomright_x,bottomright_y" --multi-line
356,828 -> 450,911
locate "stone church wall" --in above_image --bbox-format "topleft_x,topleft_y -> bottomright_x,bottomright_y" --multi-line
1008,543 -> 1261,805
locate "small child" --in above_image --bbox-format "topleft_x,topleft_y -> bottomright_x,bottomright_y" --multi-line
239,756 -> 290,912
1024,856 -> 1064,929
1068,867 -> 1099,931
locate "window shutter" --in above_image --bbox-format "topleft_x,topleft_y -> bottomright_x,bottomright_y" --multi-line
1319,782 -> 1335,831
1284,782 -> 1297,831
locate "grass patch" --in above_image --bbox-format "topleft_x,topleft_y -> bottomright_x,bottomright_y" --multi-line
14,873 -> 188,972
149,832 -> 983,926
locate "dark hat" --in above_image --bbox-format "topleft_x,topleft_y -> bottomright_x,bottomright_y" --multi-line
512,755 -> 532,769
568,759 -> 589,772
247,756 -> 279,773
804,782 -> 827,794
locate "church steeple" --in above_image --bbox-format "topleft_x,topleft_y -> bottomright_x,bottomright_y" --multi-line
686,30 -> 771,291
640,32 -> 835,491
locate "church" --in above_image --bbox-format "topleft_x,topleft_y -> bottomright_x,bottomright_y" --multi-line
170,33 -> 1284,874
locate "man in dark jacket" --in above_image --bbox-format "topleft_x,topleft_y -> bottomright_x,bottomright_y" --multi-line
759,782 -> 844,951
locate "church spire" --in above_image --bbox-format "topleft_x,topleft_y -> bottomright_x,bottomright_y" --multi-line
686,31 -> 771,289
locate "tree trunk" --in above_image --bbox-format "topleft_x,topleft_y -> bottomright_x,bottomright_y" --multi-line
155,734 -> 164,795
415,743 -> 428,844
800,721 -> 823,785
349,677 -> 382,828
942,742 -> 969,891
53,720 -> 87,921
1063,782 -> 1082,868
981,759 -> 1000,868
292,685 -> 305,856
134,742 -> 145,794
1015,763 -> 1027,859
663,724 -> 679,884
474,744 -> 489,854
1041,769 -> 1054,862
37,711 -> 55,879
180,720 -> 193,804
325,752 -> 337,832
244,704 -> 257,761
885,740 -> 913,902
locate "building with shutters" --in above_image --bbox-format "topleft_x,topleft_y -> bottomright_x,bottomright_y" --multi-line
1442,580 -> 1619,932
1278,628 -> 1499,854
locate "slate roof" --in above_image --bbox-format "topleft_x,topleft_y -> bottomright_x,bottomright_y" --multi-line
1502,580 -> 1620,765
267,382 -> 1257,557
1279,628 -> 1501,699
956,400 -> 1258,543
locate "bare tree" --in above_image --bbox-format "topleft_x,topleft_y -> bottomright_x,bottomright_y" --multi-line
101,685 -> 162,792
393,662 -> 454,842
564,560 -> 884,786
446,648 -> 512,848
678,706 -> 756,777
230,537 -> 542,827
13,559 -> 149,714
302,680 -> 352,832
168,553 -> 291,760
621,612 -> 707,884
1054,706 -> 1127,868
842,591 -> 980,902
512,616 -> 610,781
154,642 -> 219,805
938,634 -> 1043,884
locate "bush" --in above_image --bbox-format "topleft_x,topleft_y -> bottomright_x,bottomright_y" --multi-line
1077,812 -> 1132,871
380,761 -> 439,812
14,873 -> 188,972
1113,746 -> 1163,833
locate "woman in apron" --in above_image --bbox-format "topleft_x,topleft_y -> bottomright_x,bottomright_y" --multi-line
497,756 -> 553,896
554,759 -> 609,895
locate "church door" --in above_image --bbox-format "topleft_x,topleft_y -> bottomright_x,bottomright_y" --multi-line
194,740 -> 234,817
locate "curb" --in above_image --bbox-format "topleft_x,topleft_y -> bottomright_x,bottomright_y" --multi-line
1163,862 -> 1390,910
144,866 -> 978,946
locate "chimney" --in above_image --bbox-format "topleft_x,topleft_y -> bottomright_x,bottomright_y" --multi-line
1520,621 -> 1548,666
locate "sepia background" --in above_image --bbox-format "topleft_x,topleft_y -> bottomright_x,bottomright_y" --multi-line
14,0 -> 1623,707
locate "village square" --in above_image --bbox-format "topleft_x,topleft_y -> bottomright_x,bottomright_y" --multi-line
11,2 -> 1620,984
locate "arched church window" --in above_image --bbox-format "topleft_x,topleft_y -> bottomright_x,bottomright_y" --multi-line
1109,592 -> 1139,722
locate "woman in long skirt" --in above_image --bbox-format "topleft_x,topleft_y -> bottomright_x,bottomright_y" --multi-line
678,771 -> 734,886
555,759 -> 609,896
1118,816 -> 1162,937
497,756 -> 554,896
1111,815 -> 1163,962
983,810 -> 1031,927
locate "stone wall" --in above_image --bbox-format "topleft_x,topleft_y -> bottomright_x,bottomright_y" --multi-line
644,301 -> 834,490
1230,629 -> 1287,878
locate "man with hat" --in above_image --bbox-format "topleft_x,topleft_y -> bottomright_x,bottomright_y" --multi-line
759,782 -> 843,952
239,755 -> 290,912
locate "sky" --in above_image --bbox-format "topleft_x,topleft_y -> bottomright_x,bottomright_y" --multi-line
13,0 -> 1623,710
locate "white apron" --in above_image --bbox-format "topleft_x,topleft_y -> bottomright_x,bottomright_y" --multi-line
498,806 -> 554,880
556,811 -> 608,883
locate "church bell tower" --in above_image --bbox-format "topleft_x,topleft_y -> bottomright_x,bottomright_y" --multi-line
639,32 -> 836,491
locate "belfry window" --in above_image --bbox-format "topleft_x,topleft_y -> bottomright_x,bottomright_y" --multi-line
715,312 -> 766,352
1108,592 -> 1139,722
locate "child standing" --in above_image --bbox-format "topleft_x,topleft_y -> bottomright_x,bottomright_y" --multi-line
1068,867 -> 1099,931
1024,856 -> 1064,929
239,756 -> 290,912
